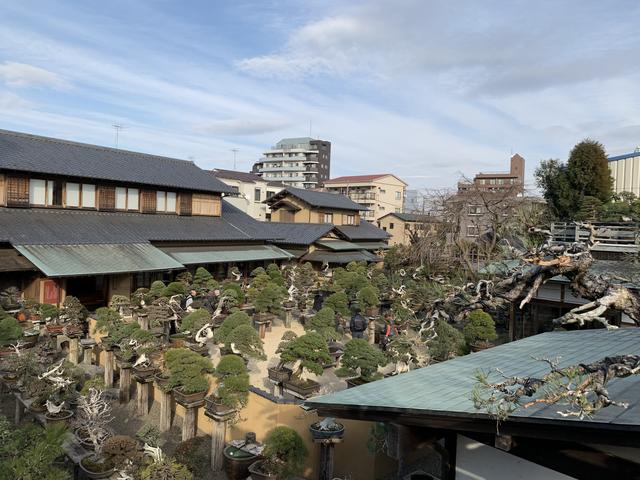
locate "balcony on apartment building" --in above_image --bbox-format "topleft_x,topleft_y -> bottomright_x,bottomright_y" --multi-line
258,164 -> 308,172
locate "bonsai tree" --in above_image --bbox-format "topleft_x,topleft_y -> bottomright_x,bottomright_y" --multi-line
180,308 -> 211,334
38,303 -> 60,322
250,266 -> 266,277
214,355 -> 250,410
213,311 -> 251,345
278,332 -> 331,382
0,418 -> 69,479
102,435 -> 143,474
140,459 -> 193,480
175,271 -> 193,286
75,387 -> 114,453
254,283 -> 287,317
164,348 -> 213,394
287,262 -> 317,310
136,424 -> 161,448
357,285 -> 380,313
226,324 -> 266,360
93,307 -> 122,337
266,263 -> 285,286
428,319 -> 466,361
253,426 -> 308,479
332,262 -> 369,301
464,310 -> 497,347
221,282 -> 245,309
192,267 -> 218,294
109,295 -> 131,315
131,288 -> 150,308
246,271 -> 273,304
60,295 -> 87,326
336,338 -> 387,382
148,280 -> 167,300
0,313 -> 22,345
0,287 -> 21,310
164,281 -> 187,298
323,292 -> 350,317
305,306 -> 339,341
384,337 -> 418,373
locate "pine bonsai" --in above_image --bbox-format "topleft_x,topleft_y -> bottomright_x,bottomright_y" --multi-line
213,311 -> 251,345
60,295 -> 87,325
214,355 -> 250,410
279,332 -> 331,379
254,283 -> 286,315
148,281 -> 167,300
192,267 -> 218,294
140,459 -> 193,480
180,308 -> 211,334
0,314 -> 22,345
464,310 -> 497,347
257,426 -> 308,479
226,324 -> 266,360
305,306 -> 339,341
175,271 -> 193,286
336,338 -> 387,382
357,285 -> 380,311
266,263 -> 285,285
323,292 -> 350,317
93,307 -> 122,336
164,348 -> 213,394
0,287 -> 21,309
221,282 -> 245,308
428,320 -> 466,361
163,281 -> 187,298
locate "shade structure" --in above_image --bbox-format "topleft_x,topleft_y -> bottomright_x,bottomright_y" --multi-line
302,250 -> 380,264
14,243 -> 183,277
161,244 -> 293,265
315,239 -> 362,251
352,241 -> 390,250
0,249 -> 36,272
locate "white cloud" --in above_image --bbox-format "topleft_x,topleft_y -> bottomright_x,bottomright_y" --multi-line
193,117 -> 291,136
0,61 -> 69,89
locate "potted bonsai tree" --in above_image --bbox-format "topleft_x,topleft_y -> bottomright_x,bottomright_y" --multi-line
191,267 -> 218,295
206,354 -> 250,416
289,262 -> 317,312
304,306 -> 339,342
165,347 -> 213,404
248,426 -> 308,480
148,280 -> 167,300
336,338 -> 388,387
323,292 -> 350,317
220,282 -> 245,313
109,294 -> 132,316
226,324 -> 266,362
59,295 -> 88,337
357,285 -> 380,317
140,458 -> 193,480
0,286 -> 21,311
309,417 -> 345,441
428,319 -> 466,362
163,281 -> 187,299
253,283 -> 286,323
180,308 -> 212,354
384,337 -> 418,374
0,312 -> 23,355
279,332 -> 331,398
75,386 -> 114,466
464,310 -> 497,352
213,311 -> 252,350
268,331 -> 297,383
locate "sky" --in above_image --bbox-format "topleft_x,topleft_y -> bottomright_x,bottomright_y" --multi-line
1,0 -> 639,191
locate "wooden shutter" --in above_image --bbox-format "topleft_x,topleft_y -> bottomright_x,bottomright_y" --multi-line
98,185 -> 116,211
140,190 -> 156,214
179,192 -> 192,216
6,176 -> 29,207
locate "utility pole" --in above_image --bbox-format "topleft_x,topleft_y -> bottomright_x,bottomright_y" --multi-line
230,149 -> 239,170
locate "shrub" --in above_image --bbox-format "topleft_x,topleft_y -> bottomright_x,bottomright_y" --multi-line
215,355 -> 249,410
279,332 -> 331,377
305,307 -> 338,340
260,426 -> 308,479
192,267 -> 218,294
180,309 -> 211,333
226,324 -> 266,360
38,303 -> 60,321
221,282 -> 245,307
213,311 -> 251,345
464,310 -> 497,345
266,263 -> 285,285
175,271 -> 193,286
0,314 -> 22,344
93,307 -> 122,335
140,459 -> 193,480
148,281 -> 167,300
429,320 -> 466,361
357,285 -> 380,309
174,436 -> 209,479
165,348 -> 213,394
336,339 -> 387,382
250,267 -> 266,277
163,281 -> 187,298
102,435 -> 142,470
136,424 -> 161,448
254,283 -> 286,315
323,292 -> 350,317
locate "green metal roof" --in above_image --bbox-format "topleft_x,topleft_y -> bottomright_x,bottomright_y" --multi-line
162,245 -> 293,265
15,243 -> 183,277
302,250 -> 380,264
306,329 -> 640,428
353,241 -> 390,250
315,239 -> 362,251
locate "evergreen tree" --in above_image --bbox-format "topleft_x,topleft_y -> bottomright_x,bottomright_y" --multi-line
567,139 -> 613,203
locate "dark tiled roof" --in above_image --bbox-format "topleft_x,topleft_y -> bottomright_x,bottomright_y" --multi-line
324,173 -> 407,185
259,222 -> 334,246
302,250 -> 380,264
0,201 -> 272,246
267,187 -> 365,211
379,212 -> 436,222
0,129 -> 234,194
211,169 -> 264,184
334,220 -> 390,241
307,329 -> 640,429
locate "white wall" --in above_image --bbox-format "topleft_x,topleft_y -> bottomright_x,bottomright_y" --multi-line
456,435 -> 575,480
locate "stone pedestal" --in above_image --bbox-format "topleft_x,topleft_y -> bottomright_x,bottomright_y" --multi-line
180,402 -> 203,441
137,313 -> 150,330
14,395 -> 23,425
81,339 -> 96,365
158,388 -> 173,432
284,307 -> 293,328
368,317 -> 377,345
205,409 -> 235,471
255,320 -> 270,339
68,337 -> 80,364
314,437 -> 343,480
104,350 -> 115,388
119,366 -> 132,403
135,376 -> 152,416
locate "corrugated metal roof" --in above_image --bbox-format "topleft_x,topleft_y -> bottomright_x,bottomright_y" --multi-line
15,243 -> 183,277
334,220 -> 390,241
267,187 -> 365,211
353,241 -> 391,250
315,239 -> 362,251
259,222 -> 334,246
302,250 -> 380,264
608,152 -> 640,162
0,129 -> 234,194
306,329 -> 640,428
161,245 -> 292,265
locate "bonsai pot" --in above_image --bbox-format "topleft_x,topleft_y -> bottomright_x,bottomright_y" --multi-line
470,341 -> 493,352
153,372 -> 172,390
224,445 -> 261,480
346,377 -> 369,389
65,325 -> 84,338
132,364 -> 157,379
0,348 -> 16,359
28,399 -> 47,413
173,386 -> 207,405
268,366 -> 292,383
80,455 -> 115,480
21,331 -> 40,348
283,378 -> 320,399
365,306 -> 380,317
45,409 -> 73,426
248,460 -> 277,480
169,333 -> 187,348
15,311 -> 27,322
253,312 -> 273,324
187,342 -> 210,356
205,395 -> 235,416
45,324 -> 65,336
309,421 -> 345,440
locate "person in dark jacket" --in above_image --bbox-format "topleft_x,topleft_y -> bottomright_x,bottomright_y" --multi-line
203,289 -> 221,314
349,309 -> 368,339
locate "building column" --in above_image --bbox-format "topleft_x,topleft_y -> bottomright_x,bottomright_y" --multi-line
181,405 -> 197,441
135,377 -> 151,416
315,438 -> 343,480
205,409 -> 235,471
158,389 -> 173,433
104,350 -> 115,388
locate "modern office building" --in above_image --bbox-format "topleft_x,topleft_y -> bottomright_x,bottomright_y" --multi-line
323,174 -> 407,223
608,148 -> 640,196
251,137 -> 331,189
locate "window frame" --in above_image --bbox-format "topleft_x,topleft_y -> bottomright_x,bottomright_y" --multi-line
115,186 -> 141,212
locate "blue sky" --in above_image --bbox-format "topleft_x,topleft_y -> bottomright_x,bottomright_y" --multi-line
1,0 -> 639,190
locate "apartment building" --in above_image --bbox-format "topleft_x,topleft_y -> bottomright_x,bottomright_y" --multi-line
251,137 -> 331,189
457,153 -> 525,194
377,212 -> 441,246
211,168 -> 283,221
608,148 -> 640,196
323,174 -> 408,223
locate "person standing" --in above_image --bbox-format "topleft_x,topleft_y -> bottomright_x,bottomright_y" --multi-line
381,312 -> 399,350
349,309 -> 368,339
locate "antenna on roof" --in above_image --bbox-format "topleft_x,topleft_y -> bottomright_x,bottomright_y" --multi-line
309,120 -> 313,138
230,148 -> 239,169
112,124 -> 126,148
